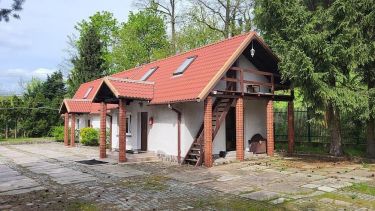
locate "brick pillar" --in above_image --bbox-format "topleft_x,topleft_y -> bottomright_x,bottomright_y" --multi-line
118,99 -> 127,163
266,100 -> 274,156
236,97 -> 244,161
64,113 -> 69,146
288,101 -> 295,155
204,96 -> 213,167
99,102 -> 107,159
70,113 -> 75,147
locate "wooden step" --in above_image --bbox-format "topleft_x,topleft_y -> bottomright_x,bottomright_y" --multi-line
191,147 -> 201,151
185,158 -> 198,162
188,153 -> 201,156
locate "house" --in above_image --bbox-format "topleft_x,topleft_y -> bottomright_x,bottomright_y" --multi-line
59,32 -> 295,167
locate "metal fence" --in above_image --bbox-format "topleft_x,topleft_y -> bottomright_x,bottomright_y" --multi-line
274,110 -> 367,145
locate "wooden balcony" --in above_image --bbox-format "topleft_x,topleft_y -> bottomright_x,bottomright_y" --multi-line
212,67 -> 292,101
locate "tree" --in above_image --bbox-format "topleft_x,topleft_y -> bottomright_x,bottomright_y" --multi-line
176,20 -> 222,52
134,0 -> 181,54
112,10 -> 170,70
74,11 -> 119,73
190,0 -> 253,38
0,0 -> 24,22
254,0 -> 367,156
67,25 -> 106,96
334,0 -> 375,157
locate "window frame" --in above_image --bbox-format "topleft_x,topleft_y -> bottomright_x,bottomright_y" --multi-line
140,66 -> 158,81
173,55 -> 197,76
83,86 -> 93,99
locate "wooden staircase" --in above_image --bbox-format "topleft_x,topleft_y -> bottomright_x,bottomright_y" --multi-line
183,97 -> 236,166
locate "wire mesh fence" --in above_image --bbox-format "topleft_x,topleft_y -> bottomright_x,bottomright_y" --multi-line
274,109 -> 367,146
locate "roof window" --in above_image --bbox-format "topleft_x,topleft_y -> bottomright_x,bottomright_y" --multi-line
173,56 -> 197,76
83,86 -> 93,99
140,67 -> 158,81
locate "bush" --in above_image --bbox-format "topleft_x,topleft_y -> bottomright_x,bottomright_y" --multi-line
51,126 -> 65,142
80,127 -> 99,146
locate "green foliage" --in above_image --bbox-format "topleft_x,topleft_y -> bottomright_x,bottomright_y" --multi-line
112,10 -> 170,71
50,126 -> 65,142
176,21 -> 222,52
80,127 -> 99,146
67,25 -> 106,96
75,11 -> 119,74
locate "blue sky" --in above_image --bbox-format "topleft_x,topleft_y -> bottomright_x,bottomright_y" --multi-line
0,0 -> 133,95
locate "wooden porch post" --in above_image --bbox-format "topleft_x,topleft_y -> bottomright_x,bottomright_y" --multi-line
99,102 -> 107,159
266,100 -> 274,156
288,101 -> 295,155
70,113 -> 75,147
64,113 -> 69,146
236,97 -> 244,161
204,96 -> 213,167
118,99 -> 127,163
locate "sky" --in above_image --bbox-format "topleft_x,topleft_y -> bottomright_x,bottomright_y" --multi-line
0,0 -> 133,95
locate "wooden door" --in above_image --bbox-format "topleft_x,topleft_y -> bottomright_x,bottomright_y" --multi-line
141,112 -> 148,151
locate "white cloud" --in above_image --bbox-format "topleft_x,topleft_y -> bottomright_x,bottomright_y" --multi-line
0,67 -> 57,95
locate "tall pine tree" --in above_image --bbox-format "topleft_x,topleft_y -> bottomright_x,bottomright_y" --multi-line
67,25 -> 106,96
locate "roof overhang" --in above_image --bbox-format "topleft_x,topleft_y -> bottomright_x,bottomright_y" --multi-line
59,99 -> 92,114
92,77 -> 154,103
197,33 -> 286,101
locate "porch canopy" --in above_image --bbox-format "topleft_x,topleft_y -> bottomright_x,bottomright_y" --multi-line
92,77 -> 155,162
59,99 -> 118,147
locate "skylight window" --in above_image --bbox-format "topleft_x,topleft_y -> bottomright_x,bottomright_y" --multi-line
83,86 -> 93,99
173,56 -> 197,76
140,67 -> 158,81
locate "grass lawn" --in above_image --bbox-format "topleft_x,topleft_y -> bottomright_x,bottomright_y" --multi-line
0,137 -> 54,145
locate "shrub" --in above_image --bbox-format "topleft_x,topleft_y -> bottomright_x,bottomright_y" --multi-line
51,126 -> 65,142
80,127 -> 99,146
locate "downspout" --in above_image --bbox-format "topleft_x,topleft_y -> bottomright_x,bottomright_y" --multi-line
168,104 -> 181,164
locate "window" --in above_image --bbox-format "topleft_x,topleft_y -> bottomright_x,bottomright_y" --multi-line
126,114 -> 131,135
140,67 -> 158,81
83,86 -> 93,99
173,56 -> 197,76
87,119 -> 91,127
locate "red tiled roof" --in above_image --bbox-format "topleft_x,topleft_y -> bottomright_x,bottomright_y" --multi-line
63,32 -> 275,113
103,77 -> 154,100
110,32 -> 256,104
60,99 -> 118,114
73,79 -> 102,100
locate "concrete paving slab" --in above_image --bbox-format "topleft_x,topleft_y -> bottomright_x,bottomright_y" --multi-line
240,190 -> 280,201
317,186 -> 336,192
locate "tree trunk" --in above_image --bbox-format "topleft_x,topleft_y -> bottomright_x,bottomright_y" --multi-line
170,0 -> 176,54
327,102 -> 343,156
367,78 -> 375,157
14,119 -> 17,139
224,0 -> 230,38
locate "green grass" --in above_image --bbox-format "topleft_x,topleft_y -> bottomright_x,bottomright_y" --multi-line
122,175 -> 170,191
66,201 -> 99,211
315,192 -> 375,209
343,183 -> 375,196
276,142 -> 367,157
0,137 -> 54,144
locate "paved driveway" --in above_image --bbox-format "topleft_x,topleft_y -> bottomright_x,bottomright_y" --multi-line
0,142 -> 374,210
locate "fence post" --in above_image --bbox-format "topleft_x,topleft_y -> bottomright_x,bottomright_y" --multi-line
307,109 -> 312,143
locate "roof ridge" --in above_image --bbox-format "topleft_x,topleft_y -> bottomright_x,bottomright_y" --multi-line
105,76 -> 154,85
65,99 -> 91,102
112,32 -> 255,77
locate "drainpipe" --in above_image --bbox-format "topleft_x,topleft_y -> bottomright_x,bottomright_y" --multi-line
168,104 -> 181,164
